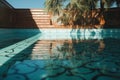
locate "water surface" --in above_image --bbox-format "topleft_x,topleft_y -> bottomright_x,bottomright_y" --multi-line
0,29 -> 120,80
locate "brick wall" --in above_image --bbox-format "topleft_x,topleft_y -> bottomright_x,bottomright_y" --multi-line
0,0 -> 15,28
14,9 -> 54,28
104,8 -> 120,28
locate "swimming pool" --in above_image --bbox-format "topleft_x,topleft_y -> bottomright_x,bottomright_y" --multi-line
0,29 -> 120,80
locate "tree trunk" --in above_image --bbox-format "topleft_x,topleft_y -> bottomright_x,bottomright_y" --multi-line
100,0 -> 105,13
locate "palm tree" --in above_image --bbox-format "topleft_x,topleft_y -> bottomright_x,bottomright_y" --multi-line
44,0 -> 65,27
45,0 -> 89,28
116,0 -> 120,7
44,0 -> 116,28
64,0 -> 87,28
99,0 -> 118,12
44,0 -> 64,15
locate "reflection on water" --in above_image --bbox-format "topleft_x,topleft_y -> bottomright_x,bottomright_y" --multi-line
31,39 -> 105,60
0,29 -> 120,80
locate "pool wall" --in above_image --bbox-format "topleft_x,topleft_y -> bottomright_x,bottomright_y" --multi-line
0,28 -> 120,40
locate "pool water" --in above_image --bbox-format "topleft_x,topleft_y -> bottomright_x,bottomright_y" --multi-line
0,29 -> 120,80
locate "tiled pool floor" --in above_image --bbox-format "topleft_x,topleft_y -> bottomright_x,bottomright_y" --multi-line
0,38 -> 120,80
0,29 -> 120,80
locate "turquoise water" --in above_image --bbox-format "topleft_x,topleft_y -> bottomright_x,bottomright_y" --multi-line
0,29 -> 120,80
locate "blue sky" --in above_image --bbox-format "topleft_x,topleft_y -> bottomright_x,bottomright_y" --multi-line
6,0 -> 45,8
